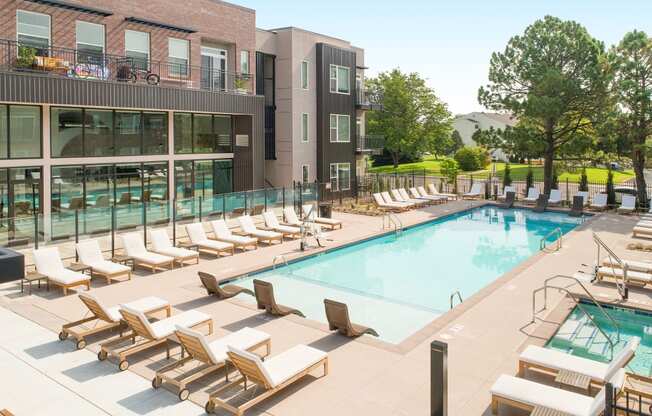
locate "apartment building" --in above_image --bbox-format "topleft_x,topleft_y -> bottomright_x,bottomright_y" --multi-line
256,27 -> 381,193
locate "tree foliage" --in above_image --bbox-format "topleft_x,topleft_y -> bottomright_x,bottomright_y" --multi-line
454,147 -> 489,171
478,16 -> 608,195
525,168 -> 534,194
440,158 -> 459,192
367,69 -> 453,167
579,168 -> 589,191
445,130 -> 464,155
503,163 -> 512,187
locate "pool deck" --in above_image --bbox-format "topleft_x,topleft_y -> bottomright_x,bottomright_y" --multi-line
0,200 -> 647,415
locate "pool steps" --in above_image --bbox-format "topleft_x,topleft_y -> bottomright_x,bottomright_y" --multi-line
551,315 -> 613,361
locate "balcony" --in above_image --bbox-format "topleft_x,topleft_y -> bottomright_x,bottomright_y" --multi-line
355,87 -> 383,111
0,39 -> 254,95
356,135 -> 385,155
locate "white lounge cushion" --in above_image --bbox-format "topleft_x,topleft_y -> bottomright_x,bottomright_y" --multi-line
524,187 -> 540,202
464,183 -> 482,196
634,226 -> 652,235
88,260 -> 131,276
264,211 -> 300,233
33,247 -> 66,274
276,224 -> 301,234
591,194 -> 608,207
598,266 -> 652,282
200,239 -> 233,250
76,240 -> 105,265
218,234 -> 257,245
283,208 -> 302,225
619,195 -> 636,211
603,257 -> 652,273
520,337 -> 639,381
636,221 -> 652,228
50,268 -> 89,285
239,215 -> 282,239
210,220 -> 257,245
228,344 -> 327,388
176,326 -> 270,365
417,186 -> 446,200
549,189 -> 562,204
103,296 -> 169,322
121,305 -> 209,340
155,246 -> 198,259
133,252 -> 174,265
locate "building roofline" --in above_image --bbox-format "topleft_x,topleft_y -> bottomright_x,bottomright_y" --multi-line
208,0 -> 255,14
261,26 -> 352,45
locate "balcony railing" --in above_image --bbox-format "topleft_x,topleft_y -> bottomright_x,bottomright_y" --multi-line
355,87 -> 383,110
0,38 -> 254,95
356,135 -> 385,154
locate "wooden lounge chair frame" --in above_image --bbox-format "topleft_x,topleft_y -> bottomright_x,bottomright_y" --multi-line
198,271 -> 254,299
59,295 -> 170,350
324,299 -> 378,337
153,329 -> 271,401
253,279 -> 305,317
237,217 -> 284,245
51,277 -> 91,296
194,241 -> 235,258
98,309 -> 213,371
205,349 -> 328,415
210,220 -> 259,251
122,233 -> 175,273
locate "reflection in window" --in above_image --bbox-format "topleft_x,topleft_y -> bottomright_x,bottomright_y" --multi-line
9,105 -> 41,158
193,114 -> 213,153
114,111 -> 141,156
0,106 -> 6,159
51,107 -> 83,158
84,110 -> 113,157
175,112 -> 233,154
142,112 -> 168,155
174,113 -> 192,154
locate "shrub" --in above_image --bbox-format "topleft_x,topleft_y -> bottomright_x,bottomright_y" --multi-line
525,167 -> 534,195
502,163 -> 512,187
578,168 -> 589,192
551,164 -> 559,190
606,169 -> 616,206
454,147 -> 489,171
440,158 -> 459,193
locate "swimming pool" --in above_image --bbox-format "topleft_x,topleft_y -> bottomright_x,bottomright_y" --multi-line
236,206 -> 583,343
547,301 -> 652,376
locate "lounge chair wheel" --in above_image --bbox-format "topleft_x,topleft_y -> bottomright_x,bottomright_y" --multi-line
205,400 -> 215,414
58,331 -> 68,341
152,376 -> 161,389
119,360 -> 129,371
97,350 -> 108,361
76,339 -> 87,350
178,389 -> 190,401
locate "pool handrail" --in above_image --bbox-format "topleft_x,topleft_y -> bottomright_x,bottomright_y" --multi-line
531,274 -> 620,360
593,232 -> 628,300
450,290 -> 463,309
381,212 -> 403,234
540,227 -> 562,252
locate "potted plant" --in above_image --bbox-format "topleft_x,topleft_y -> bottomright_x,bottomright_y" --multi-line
234,76 -> 249,94
16,46 -> 36,70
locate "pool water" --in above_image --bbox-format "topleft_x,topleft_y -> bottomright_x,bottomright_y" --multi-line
547,302 -> 652,376
236,206 -> 582,344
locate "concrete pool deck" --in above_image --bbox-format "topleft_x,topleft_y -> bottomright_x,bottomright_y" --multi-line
0,201 -> 646,415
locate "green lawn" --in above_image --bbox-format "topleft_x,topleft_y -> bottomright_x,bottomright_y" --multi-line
368,158 -> 635,184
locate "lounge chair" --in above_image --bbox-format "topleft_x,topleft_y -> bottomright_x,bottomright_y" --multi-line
533,194 -> 548,213
523,187 -> 540,204
618,194 -> 637,214
262,211 -> 301,239
198,271 -> 253,299
570,195 -> 584,217
149,229 -> 200,266
408,187 -> 438,204
590,193 -> 608,210
490,369 -> 624,415
32,247 -> 91,295
381,191 -> 413,208
602,257 -> 652,273
209,219 -> 258,251
417,186 -> 448,202
518,337 -> 639,391
205,344 -> 328,415
372,193 -> 406,212
426,184 -> 457,200
391,189 -> 423,207
634,226 -> 652,238
595,266 -> 652,285
548,189 -> 562,206
302,204 -> 343,229
324,299 -> 378,337
121,232 -> 174,273
398,188 -> 429,206
497,186 -> 516,201
59,292 -> 170,350
499,191 -> 515,209
253,279 -> 305,317
92,195 -> 110,208
76,240 -> 131,284
153,326 -> 271,401
576,191 -> 589,206
185,223 -> 235,257
98,306 -> 212,371
462,182 -> 483,200
237,215 -> 283,245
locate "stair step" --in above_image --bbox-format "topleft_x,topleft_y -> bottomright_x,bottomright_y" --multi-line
572,324 -> 598,349
588,338 -> 610,357
555,319 -> 583,342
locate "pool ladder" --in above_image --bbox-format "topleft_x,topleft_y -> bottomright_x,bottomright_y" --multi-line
272,255 -> 288,269
382,212 -> 403,235
531,274 -> 620,360
450,290 -> 463,309
540,227 -> 562,252
593,232 -> 628,300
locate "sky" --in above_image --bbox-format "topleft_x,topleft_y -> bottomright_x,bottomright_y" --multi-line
235,0 -> 652,115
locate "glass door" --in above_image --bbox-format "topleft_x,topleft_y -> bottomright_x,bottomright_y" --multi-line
201,47 -> 227,91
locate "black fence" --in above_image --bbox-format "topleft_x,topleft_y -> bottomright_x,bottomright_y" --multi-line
605,381 -> 652,415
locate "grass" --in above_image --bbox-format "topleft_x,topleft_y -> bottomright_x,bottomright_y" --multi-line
367,157 -> 636,184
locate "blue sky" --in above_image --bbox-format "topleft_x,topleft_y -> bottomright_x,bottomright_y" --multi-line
236,0 -> 652,115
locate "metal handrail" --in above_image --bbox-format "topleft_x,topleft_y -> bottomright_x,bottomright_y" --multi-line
382,212 -> 403,234
540,227 -> 563,252
593,232 -> 628,299
532,274 -> 621,359
272,255 -> 288,269
450,290 -> 463,309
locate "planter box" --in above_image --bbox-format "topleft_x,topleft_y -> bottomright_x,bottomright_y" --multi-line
0,248 -> 25,282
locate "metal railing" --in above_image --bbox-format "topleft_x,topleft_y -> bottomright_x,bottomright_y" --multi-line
0,38 -> 254,94
532,274 -> 620,359
450,290 -> 463,309
355,135 -> 385,154
272,255 -> 288,269
540,227 -> 563,252
593,232 -> 628,300
381,212 -> 403,234
355,87 -> 383,109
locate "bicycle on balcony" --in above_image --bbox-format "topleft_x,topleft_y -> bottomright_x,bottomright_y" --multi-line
116,57 -> 160,85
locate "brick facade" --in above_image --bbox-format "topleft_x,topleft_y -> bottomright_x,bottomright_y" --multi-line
0,0 -> 256,82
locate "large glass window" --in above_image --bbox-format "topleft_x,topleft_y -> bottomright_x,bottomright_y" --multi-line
329,114 -> 350,143
84,109 -> 113,157
9,105 -> 41,158
330,162 -> 351,191
329,64 -> 351,94
301,113 -> 309,142
51,107 -> 83,158
114,111 -> 142,156
168,38 -> 189,77
240,50 -> 250,74
0,167 -> 42,246
16,10 -> 50,51
142,112 -> 168,155
76,21 -> 104,63
125,30 -> 149,70
174,159 -> 233,199
0,106 -> 7,159
176,113 -> 233,154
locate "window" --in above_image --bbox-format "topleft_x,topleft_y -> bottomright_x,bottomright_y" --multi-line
329,64 -> 350,94
329,114 -> 350,142
174,113 -> 192,154
16,10 -> 50,51
0,106 -> 7,159
168,38 -> 189,77
174,159 -> 233,199
1,105 -> 41,159
51,107 -> 83,158
301,61 -> 309,90
175,113 -> 233,154
84,110 -> 113,157
302,164 -> 309,183
114,111 -> 142,156
125,30 -> 149,70
301,113 -> 309,142
240,50 -> 250,74
142,112 -> 168,155
330,163 -> 350,191
76,21 -> 104,63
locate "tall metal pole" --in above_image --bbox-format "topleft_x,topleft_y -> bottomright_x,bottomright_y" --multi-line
75,209 -> 79,261
172,199 -> 177,243
143,201 -> 147,246
111,206 -> 115,257
431,341 -> 448,416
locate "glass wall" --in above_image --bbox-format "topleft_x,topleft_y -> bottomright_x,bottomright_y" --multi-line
0,104 -> 41,159
174,159 -> 233,219
174,113 -> 232,154
51,107 -> 167,157
0,167 -> 42,246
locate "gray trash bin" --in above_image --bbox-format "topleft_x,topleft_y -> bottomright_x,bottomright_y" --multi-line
0,247 -> 25,282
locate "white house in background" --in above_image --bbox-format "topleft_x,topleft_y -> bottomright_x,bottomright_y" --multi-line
452,112 -> 517,162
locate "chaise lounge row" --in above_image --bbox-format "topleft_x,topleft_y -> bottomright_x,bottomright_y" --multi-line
373,185 -> 456,211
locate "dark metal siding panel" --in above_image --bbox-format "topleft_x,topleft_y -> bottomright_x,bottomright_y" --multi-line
316,43 -> 357,187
